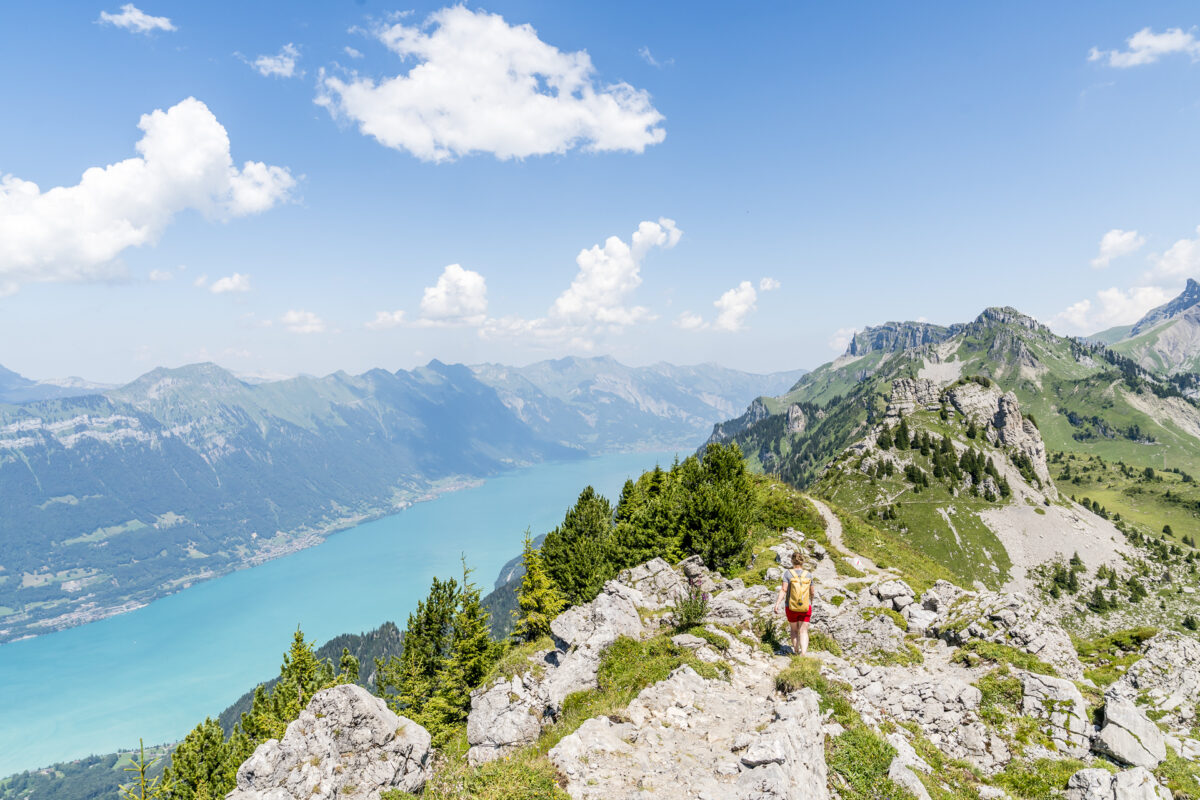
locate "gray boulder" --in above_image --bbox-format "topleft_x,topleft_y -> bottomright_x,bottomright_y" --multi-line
1094,699 -> 1166,768
873,579 -> 915,602
228,685 -> 431,800
1020,672 -> 1090,757
1106,633 -> 1200,731
550,580 -> 643,652
888,758 -> 932,800
466,672 -> 548,766
1066,766 -> 1171,800
616,558 -> 686,610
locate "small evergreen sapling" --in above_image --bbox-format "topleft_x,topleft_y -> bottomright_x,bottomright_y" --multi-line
513,530 -> 565,643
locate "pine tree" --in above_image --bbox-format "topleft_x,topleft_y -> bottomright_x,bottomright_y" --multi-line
338,647 -> 361,684
423,563 -> 500,742
163,719 -> 233,800
376,577 -> 459,718
120,741 -> 174,800
678,444 -> 753,574
513,530 -> 565,642
541,486 -> 616,605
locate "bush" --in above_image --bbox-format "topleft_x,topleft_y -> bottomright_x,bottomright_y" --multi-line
670,582 -> 710,631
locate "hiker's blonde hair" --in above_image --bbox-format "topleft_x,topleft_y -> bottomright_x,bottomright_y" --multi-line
791,551 -> 806,567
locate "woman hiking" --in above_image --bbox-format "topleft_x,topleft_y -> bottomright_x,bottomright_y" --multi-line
773,551 -> 816,655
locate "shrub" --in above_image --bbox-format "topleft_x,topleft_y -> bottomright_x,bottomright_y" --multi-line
670,582 -> 710,631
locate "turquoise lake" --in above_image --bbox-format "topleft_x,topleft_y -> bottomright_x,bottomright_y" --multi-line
0,450 -> 677,777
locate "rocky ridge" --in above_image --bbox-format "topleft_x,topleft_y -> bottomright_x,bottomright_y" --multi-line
228,504 -> 1199,799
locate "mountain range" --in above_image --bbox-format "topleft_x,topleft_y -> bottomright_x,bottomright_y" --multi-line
0,357 -> 800,642
1093,278 -> 1200,375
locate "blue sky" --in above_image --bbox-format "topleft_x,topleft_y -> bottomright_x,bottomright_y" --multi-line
2,2 -> 1200,383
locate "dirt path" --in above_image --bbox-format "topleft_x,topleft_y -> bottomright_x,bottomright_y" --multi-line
806,495 -> 882,575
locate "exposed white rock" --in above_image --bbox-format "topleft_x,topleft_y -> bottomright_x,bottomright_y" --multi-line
466,672 -> 548,766
1020,672 -> 1090,757
1106,633 -> 1200,732
228,685 -> 431,800
1066,766 -> 1172,800
616,558 -> 686,610
1094,699 -> 1166,769
550,580 -> 644,652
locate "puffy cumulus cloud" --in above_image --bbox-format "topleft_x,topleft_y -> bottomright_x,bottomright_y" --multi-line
366,310 -> 406,330
759,277 -> 781,291
344,46 -> 364,59
210,273 -> 251,294
253,43 -> 302,78
674,311 -> 705,331
828,327 -> 858,352
1153,225 -> 1200,279
712,281 -> 757,332
551,218 -> 680,327
0,98 -> 294,295
148,268 -> 172,282
420,263 -> 488,325
1091,229 -> 1144,269
281,310 -> 325,334
1048,285 -> 1175,335
97,4 -> 175,34
1089,27 -> 1200,68
316,6 -> 665,162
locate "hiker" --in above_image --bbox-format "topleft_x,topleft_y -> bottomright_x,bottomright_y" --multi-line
773,551 -> 816,655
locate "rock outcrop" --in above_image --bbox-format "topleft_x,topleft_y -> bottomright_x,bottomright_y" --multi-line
887,378 -> 942,418
1066,766 -> 1172,800
1094,699 -> 1167,769
550,665 -> 829,800
227,685 -> 431,800
945,383 -> 1055,497
1105,633 -> 1200,732
926,582 -> 1084,679
1020,672 -> 1090,757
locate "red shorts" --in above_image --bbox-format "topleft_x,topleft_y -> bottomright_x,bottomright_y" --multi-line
786,608 -> 812,624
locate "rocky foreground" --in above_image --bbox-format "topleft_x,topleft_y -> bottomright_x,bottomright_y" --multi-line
224,515 -> 1199,799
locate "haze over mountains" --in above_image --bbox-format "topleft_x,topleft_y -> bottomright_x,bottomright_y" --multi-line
0,356 -> 801,642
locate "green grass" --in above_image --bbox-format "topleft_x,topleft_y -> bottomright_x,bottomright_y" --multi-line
482,635 -> 554,685
825,502 -> 955,594
991,758 -> 1098,800
862,606 -> 909,632
1073,627 -> 1158,687
827,728 -> 916,800
808,629 -> 842,655
950,640 -> 1058,676
1157,747 -> 1200,798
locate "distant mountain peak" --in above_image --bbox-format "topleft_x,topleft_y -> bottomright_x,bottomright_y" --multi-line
845,321 -> 951,357
972,306 -> 1045,332
1130,279 -> 1200,337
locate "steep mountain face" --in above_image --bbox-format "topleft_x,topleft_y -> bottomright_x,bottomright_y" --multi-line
846,321 -> 952,356
0,363 -> 111,404
1106,279 -> 1200,374
0,361 -> 574,642
712,305 -> 1200,490
470,356 -> 805,451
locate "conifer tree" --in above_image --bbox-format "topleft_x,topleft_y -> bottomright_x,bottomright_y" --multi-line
678,443 -> 753,574
541,486 -> 615,605
423,563 -> 501,741
376,577 -> 459,717
513,530 -> 565,642
163,719 -> 233,800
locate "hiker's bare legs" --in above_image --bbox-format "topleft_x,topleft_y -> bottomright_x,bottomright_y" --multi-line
799,621 -> 810,655
788,620 -> 801,654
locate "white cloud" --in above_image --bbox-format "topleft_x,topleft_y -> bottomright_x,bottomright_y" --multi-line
366,310 -> 406,330
1049,285 -> 1175,335
829,327 -> 858,352
193,275 -> 208,288
759,277 -> 781,291
551,218 -> 680,327
316,6 -> 666,162
638,46 -> 672,68
712,281 -> 757,332
674,311 -> 705,330
1153,225 -> 1200,279
148,268 -> 172,281
253,43 -> 302,78
97,4 -> 175,34
344,46 -> 364,59
210,272 -> 251,293
1089,27 -> 1200,68
420,263 -> 488,325
281,310 -> 325,334
0,97 -> 294,295
1090,228 -> 1145,269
